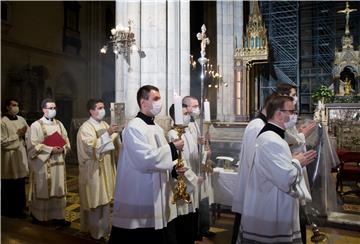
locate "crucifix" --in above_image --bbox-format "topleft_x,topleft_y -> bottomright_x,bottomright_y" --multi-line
337,1 -> 357,35
197,24 -> 210,62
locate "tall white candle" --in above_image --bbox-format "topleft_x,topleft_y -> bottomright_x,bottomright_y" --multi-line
204,99 -> 211,122
174,94 -> 183,125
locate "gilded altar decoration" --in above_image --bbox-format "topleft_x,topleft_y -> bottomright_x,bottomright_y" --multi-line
234,0 -> 268,121
332,2 -> 359,97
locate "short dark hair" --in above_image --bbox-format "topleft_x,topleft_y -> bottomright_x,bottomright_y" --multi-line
276,83 -> 297,96
4,98 -> 18,107
136,85 -> 159,108
266,95 -> 294,120
169,103 -> 187,121
2,98 -> 18,113
263,92 -> 278,110
41,98 -> 55,109
87,99 -> 104,112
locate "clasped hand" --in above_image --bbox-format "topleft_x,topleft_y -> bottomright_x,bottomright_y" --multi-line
52,146 -> 64,154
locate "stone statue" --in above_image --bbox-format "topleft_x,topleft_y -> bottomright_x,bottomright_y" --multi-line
344,77 -> 352,96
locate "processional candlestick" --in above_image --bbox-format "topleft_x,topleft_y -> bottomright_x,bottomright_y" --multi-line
196,24 -> 210,175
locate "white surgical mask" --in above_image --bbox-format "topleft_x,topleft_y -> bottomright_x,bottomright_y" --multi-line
284,114 -> 297,129
10,106 -> 19,115
96,109 -> 106,120
192,107 -> 200,117
47,109 -> 56,119
150,100 -> 162,116
183,115 -> 191,126
292,96 -> 298,105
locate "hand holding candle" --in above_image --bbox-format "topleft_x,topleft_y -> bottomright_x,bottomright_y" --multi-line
174,94 -> 183,125
204,99 -> 211,122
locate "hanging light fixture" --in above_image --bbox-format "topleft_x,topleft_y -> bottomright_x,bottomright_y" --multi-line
101,19 -> 145,71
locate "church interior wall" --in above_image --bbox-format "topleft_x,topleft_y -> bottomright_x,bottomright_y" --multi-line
1,1 -> 115,129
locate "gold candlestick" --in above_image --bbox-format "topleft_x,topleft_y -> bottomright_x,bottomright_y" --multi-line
172,125 -> 191,204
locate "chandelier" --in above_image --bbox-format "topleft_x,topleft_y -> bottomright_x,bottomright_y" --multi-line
206,64 -> 227,88
101,19 -> 145,70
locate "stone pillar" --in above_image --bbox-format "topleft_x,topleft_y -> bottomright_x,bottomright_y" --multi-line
88,1 -> 103,98
216,1 -> 243,122
115,0 -> 190,119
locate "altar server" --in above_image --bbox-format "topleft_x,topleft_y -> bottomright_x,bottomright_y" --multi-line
231,93 -> 276,244
277,82 -> 316,243
77,99 -> 120,240
183,96 -> 215,239
168,103 -> 200,244
238,96 -> 317,243
26,98 -> 71,226
110,85 -> 184,244
1,98 -> 29,218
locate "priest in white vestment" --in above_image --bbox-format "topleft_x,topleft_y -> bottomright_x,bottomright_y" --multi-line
77,99 -> 120,240
277,82 -> 317,243
168,103 -> 200,243
239,96 -> 317,244
26,99 -> 71,226
231,93 -> 277,244
110,85 -> 184,244
183,95 -> 215,239
1,99 -> 29,218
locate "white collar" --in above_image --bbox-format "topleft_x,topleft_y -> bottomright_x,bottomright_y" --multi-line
89,116 -> 102,125
41,116 -> 55,125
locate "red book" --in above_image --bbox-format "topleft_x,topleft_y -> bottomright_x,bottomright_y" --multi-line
42,131 -> 66,147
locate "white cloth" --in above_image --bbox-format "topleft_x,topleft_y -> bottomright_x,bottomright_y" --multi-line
1,115 -> 29,179
239,128 -> 303,243
188,121 -> 214,203
285,125 -> 312,204
168,128 -> 198,215
80,204 -> 111,240
26,117 -> 70,221
212,167 -> 238,206
77,117 -> 119,239
112,117 -> 176,230
285,125 -> 306,153
232,118 -> 265,214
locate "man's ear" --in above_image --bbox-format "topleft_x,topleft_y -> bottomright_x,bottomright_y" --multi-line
140,98 -> 146,108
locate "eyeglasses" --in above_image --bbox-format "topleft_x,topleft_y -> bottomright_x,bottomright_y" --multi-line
45,107 -> 57,110
280,109 -> 297,115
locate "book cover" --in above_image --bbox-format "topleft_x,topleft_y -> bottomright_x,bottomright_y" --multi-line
43,131 -> 66,147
